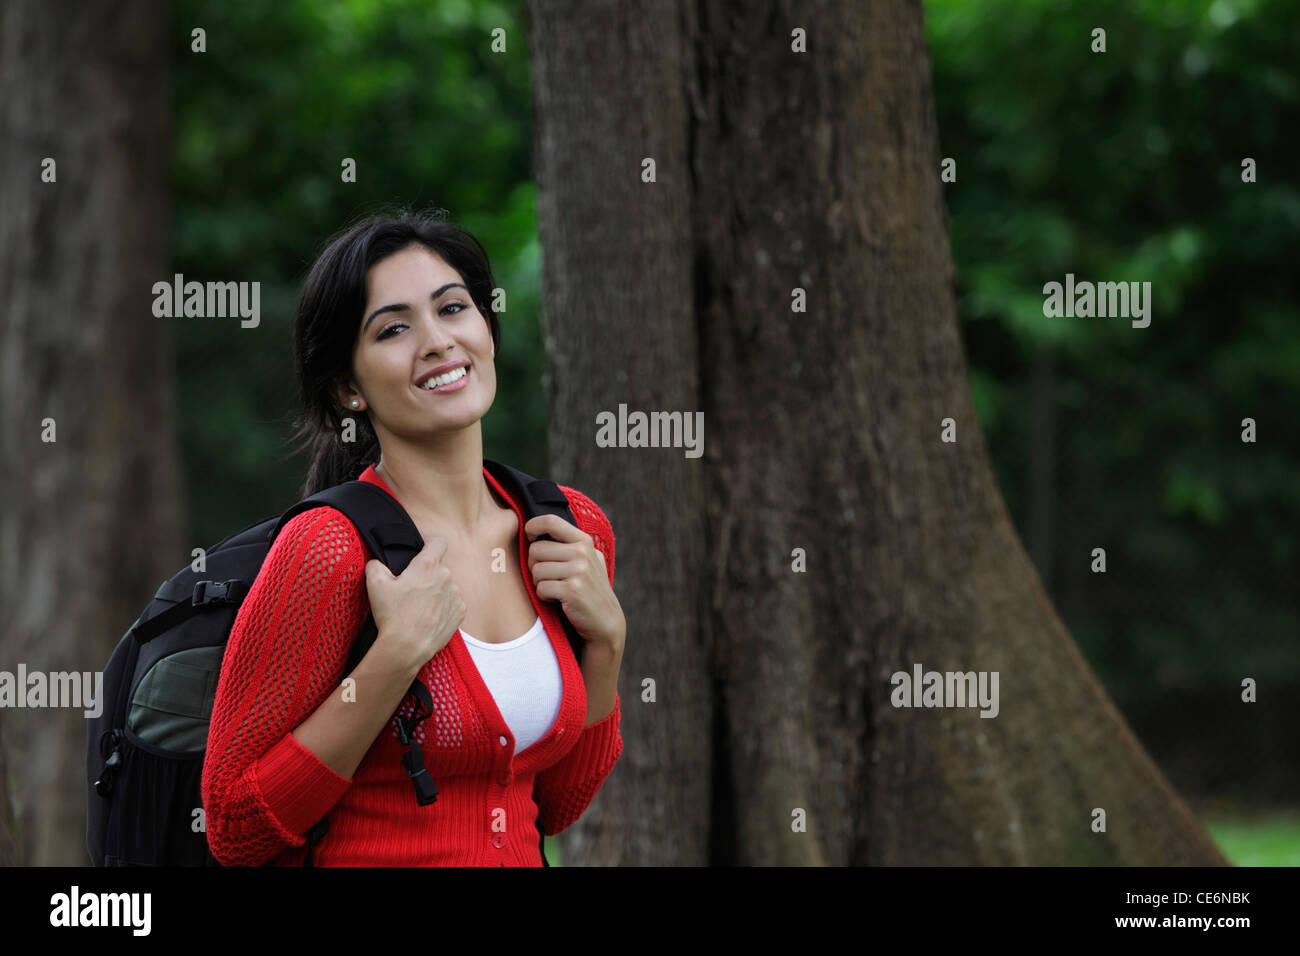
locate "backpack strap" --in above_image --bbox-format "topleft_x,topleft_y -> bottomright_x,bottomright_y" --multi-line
272,482 -> 439,810
131,577 -> 250,644
272,480 -> 424,680
482,459 -> 589,870
302,818 -> 329,867
271,480 -> 425,576
482,459 -> 587,668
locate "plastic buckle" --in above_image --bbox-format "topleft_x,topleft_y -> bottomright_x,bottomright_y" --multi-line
192,579 -> 244,606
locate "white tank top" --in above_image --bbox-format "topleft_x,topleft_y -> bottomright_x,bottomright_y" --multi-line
459,616 -> 563,753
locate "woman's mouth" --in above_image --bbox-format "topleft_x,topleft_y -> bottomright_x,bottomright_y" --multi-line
418,365 -> 470,394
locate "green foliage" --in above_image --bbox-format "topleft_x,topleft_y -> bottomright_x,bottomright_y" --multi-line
1206,813 -> 1300,866
925,0 -> 1300,694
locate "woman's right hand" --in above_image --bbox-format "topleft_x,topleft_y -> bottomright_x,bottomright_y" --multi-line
364,536 -> 466,677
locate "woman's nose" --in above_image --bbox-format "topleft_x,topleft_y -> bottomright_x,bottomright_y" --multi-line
421,312 -> 457,353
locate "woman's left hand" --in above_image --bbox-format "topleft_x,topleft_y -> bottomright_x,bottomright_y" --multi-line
524,515 -> 625,653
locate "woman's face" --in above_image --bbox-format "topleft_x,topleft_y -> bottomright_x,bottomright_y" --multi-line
336,243 -> 496,438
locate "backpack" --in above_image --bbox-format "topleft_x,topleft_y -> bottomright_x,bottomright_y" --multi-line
86,459 -> 587,867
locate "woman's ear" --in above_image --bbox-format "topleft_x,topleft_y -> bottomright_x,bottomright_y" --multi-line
331,374 -> 360,411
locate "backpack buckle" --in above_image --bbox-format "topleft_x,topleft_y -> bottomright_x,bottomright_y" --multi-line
192,579 -> 247,606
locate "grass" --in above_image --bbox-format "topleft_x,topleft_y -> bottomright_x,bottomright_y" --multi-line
541,818 -> 1299,866
543,835 -> 561,866
1204,812 -> 1300,866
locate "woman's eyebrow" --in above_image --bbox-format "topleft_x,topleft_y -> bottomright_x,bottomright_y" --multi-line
363,282 -> 468,332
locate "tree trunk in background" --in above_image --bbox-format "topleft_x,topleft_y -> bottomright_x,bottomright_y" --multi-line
1028,345 -> 1056,594
527,0 -> 712,866
531,0 -> 1226,865
0,0 -> 181,866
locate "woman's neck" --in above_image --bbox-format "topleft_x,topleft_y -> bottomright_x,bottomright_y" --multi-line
372,426 -> 500,539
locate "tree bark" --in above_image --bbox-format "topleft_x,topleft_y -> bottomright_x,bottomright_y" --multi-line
0,0 -> 180,865
526,0 -> 713,866
1028,345 -> 1056,593
528,0 -> 1226,865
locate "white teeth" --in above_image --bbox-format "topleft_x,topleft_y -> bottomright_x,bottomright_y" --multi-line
421,366 -> 467,389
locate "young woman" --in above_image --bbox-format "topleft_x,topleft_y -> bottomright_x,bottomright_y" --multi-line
200,210 -> 626,866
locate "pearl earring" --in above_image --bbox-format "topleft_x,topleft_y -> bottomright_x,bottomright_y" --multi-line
350,399 -> 360,408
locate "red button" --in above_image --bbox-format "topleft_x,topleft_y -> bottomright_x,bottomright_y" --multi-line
491,833 -> 505,848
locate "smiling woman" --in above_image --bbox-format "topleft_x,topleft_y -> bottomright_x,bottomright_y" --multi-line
198,208 -> 626,866
289,212 -> 503,497
330,240 -> 501,484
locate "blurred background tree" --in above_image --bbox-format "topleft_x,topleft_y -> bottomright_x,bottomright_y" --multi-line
3,0 -> 179,866
928,0 -> 1299,693
924,0 -> 1299,841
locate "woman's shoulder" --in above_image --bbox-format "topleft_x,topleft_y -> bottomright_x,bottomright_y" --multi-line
556,485 -> 615,579
268,504 -> 370,571
555,485 -> 612,533
235,505 -> 370,645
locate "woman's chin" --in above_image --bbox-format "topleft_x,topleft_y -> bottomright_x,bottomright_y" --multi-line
414,397 -> 494,430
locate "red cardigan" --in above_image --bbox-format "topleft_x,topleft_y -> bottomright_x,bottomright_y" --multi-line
200,463 -> 622,866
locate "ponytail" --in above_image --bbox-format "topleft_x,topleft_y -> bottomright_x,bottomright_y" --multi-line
291,402 -> 381,498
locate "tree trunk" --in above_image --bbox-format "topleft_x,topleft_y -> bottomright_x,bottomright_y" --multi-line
0,0 -> 180,866
1027,345 -> 1056,593
527,0 -> 1226,865
526,0 -> 713,866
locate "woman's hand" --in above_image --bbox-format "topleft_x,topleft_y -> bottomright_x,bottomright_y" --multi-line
524,515 -> 625,653
364,535 -> 467,677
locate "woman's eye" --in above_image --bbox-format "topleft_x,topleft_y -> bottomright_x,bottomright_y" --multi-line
376,303 -> 467,340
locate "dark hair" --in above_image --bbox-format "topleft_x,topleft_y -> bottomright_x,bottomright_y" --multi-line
288,207 -> 501,496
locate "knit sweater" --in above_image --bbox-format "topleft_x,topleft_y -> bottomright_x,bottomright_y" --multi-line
200,463 -> 623,866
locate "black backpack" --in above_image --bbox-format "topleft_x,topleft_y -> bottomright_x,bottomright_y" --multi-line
86,459 -> 586,867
